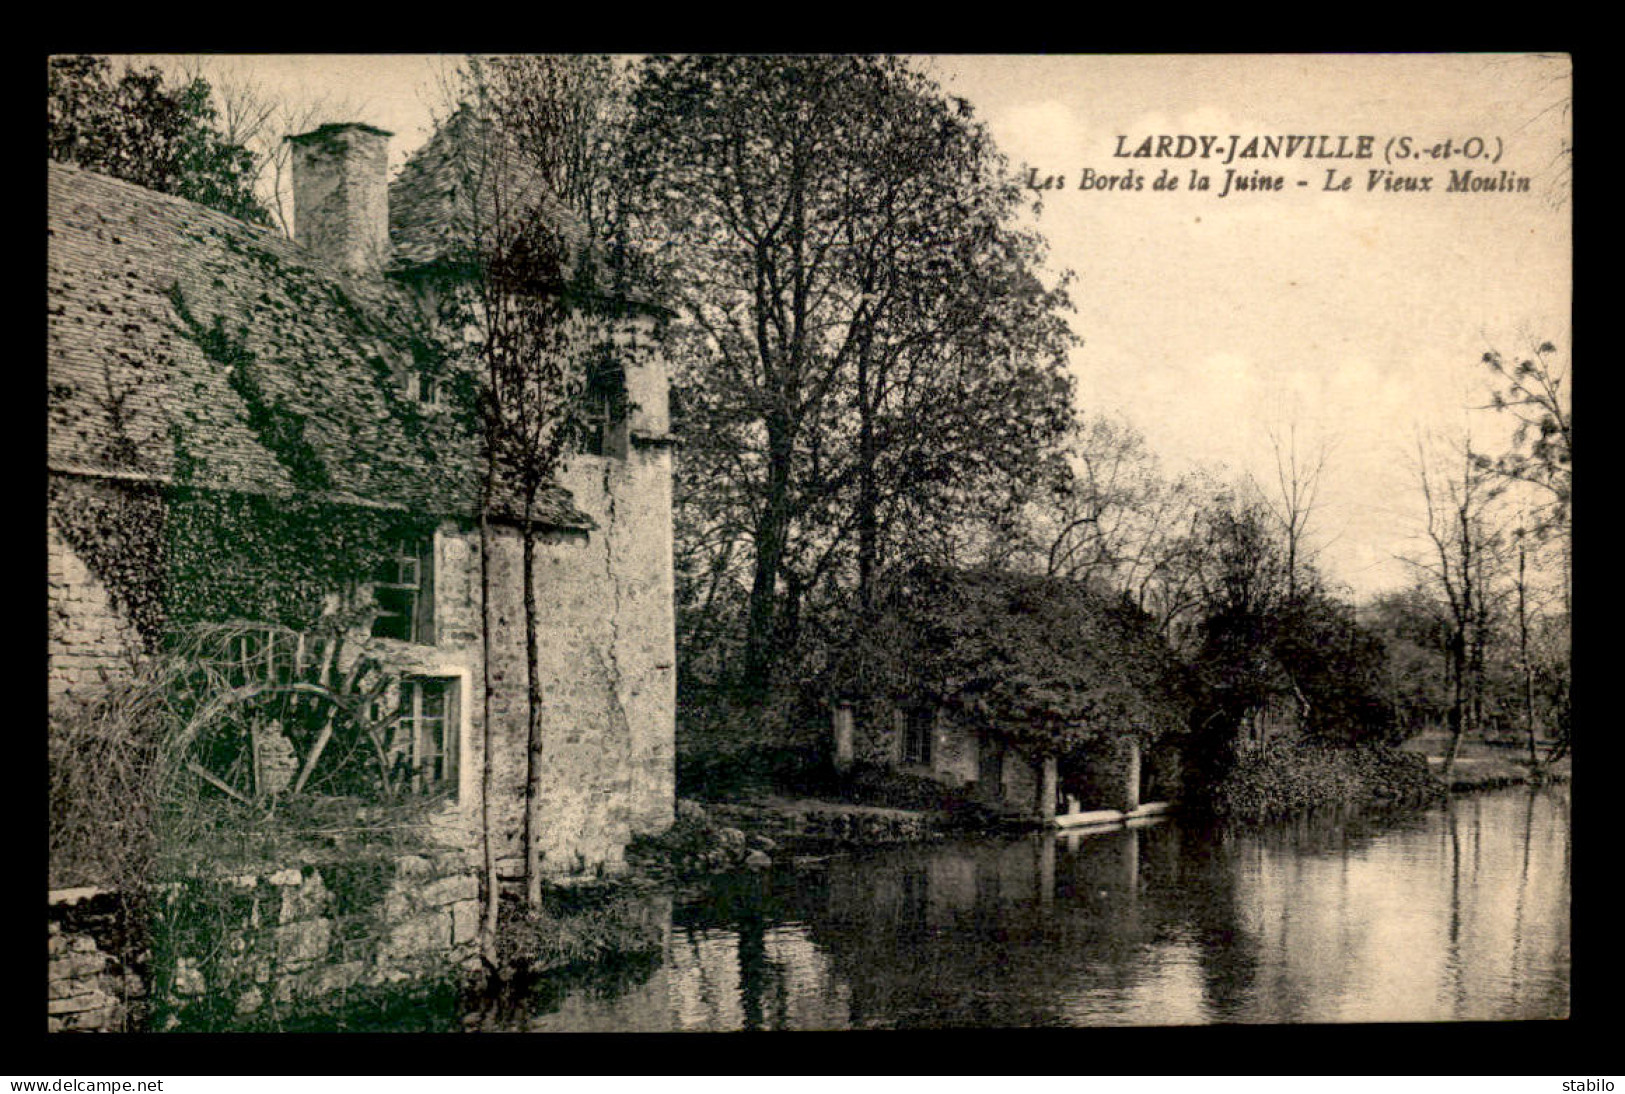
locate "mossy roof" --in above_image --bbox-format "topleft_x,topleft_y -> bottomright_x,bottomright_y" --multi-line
47,159 -> 588,528
883,565 -> 1193,746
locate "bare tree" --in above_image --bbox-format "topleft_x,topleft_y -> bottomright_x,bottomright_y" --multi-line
1014,415 -> 1222,647
169,56 -> 370,237
1037,415 -> 1163,585
436,56 -> 634,923
1404,431 -> 1506,779
1252,420 -> 1332,603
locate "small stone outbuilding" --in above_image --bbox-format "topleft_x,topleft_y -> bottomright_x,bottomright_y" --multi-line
837,566 -> 1188,821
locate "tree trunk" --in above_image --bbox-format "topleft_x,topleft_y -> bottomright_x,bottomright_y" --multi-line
522,493 -> 546,907
1518,544 -> 1539,774
856,337 -> 878,619
742,418 -> 794,696
477,506 -> 500,973
778,570 -> 805,657
1441,629 -> 1467,781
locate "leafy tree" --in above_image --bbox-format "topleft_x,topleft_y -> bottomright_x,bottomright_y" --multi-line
1475,337 -> 1571,651
1364,584 -> 1454,734
1475,339 -> 1570,539
624,55 -> 1076,697
1179,492 -> 1403,794
169,56 -> 370,238
48,55 -> 270,226
1469,337 -> 1570,774
1185,499 -> 1290,776
1271,595 -> 1397,747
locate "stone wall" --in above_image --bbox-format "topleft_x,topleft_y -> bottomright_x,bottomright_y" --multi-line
288,124 -> 392,277
932,716 -> 980,786
47,850 -> 481,1032
1072,737 -> 1146,813
851,698 -> 902,769
1000,743 -> 1042,813
459,441 -> 676,877
859,708 -> 1046,816
48,891 -> 144,1033
46,515 -> 143,708
706,802 -> 946,847
427,329 -> 677,878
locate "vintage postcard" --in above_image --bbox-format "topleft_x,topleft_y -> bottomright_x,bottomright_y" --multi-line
47,53 -> 1570,1037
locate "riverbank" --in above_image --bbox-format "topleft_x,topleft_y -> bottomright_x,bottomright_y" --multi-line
1402,731 -> 1572,793
526,783 -> 1573,1029
480,739 -> 1574,1030
1427,754 -> 1572,792
145,781 -> 1571,1031
638,730 -> 1575,881
319,747 -> 1572,1027
624,795 -> 958,882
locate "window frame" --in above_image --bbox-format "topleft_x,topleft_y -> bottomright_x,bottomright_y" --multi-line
397,676 -> 458,793
407,369 -> 445,408
902,706 -> 934,767
390,348 -> 446,410
577,361 -> 628,459
371,536 -> 435,645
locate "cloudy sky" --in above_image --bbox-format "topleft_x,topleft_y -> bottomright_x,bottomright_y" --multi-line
133,53 -> 1572,600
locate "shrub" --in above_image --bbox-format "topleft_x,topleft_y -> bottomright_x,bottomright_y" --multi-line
1205,741 -> 1445,823
676,744 -> 835,800
494,886 -> 667,975
49,672 -> 175,892
832,764 -> 998,826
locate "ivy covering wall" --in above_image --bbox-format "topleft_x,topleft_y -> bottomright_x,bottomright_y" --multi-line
48,265 -> 459,644
51,475 -> 440,642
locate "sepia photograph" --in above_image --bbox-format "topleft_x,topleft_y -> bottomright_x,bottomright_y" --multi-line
46,52 -> 1571,1036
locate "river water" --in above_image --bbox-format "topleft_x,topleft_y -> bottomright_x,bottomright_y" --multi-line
494,785 -> 1570,1030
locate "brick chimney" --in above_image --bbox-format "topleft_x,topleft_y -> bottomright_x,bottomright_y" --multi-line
286,123 -> 392,277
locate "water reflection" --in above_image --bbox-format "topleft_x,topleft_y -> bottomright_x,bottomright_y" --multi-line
502,785 -> 1569,1029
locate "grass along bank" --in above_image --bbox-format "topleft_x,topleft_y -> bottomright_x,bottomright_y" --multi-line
1402,729 -> 1572,792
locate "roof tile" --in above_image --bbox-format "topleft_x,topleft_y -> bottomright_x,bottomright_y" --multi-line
48,160 -> 589,530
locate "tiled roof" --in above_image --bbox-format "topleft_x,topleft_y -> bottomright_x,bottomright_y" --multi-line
388,109 -> 586,277
47,159 -> 588,529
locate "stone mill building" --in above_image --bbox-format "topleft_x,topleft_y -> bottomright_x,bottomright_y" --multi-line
47,119 -> 679,884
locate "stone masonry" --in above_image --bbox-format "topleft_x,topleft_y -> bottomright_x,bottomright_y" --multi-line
47,515 -> 144,707
286,124 -> 393,278
435,324 -> 678,876
47,897 -> 142,1033
48,848 -> 482,1031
